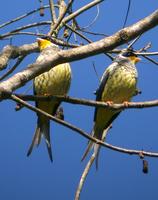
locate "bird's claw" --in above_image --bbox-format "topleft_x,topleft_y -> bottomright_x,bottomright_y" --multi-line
106,101 -> 114,106
123,101 -> 129,107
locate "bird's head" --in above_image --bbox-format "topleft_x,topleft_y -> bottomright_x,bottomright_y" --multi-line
119,51 -> 141,64
37,37 -> 53,51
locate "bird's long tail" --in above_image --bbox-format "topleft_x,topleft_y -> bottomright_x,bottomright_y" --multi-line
81,125 -> 111,168
81,127 -> 99,163
27,116 -> 53,161
81,139 -> 94,162
81,136 -> 101,169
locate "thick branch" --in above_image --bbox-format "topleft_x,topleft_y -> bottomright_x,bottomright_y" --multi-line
0,36 -> 78,71
0,42 -> 38,70
0,9 -> 158,95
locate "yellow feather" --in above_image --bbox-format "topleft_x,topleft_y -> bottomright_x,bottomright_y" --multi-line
81,54 -> 139,163
27,38 -> 71,161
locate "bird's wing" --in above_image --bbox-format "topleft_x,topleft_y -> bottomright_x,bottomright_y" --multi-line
94,62 -> 119,122
33,71 -> 61,116
33,80 -> 38,108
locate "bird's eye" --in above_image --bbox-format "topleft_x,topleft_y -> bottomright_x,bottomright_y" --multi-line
40,36 -> 51,42
122,52 -> 136,57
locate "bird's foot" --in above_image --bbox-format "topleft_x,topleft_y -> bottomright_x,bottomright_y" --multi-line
43,93 -> 50,96
55,107 -> 64,120
123,101 -> 130,107
106,101 -> 114,106
134,88 -> 142,96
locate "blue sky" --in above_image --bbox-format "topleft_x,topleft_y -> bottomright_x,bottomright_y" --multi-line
1,0 -> 158,200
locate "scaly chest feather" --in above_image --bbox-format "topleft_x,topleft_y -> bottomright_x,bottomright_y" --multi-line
101,66 -> 137,103
94,66 -> 137,132
34,63 -> 71,115
34,63 -> 71,96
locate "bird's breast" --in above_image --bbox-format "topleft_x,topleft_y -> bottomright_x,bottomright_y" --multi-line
102,66 -> 137,103
34,63 -> 71,96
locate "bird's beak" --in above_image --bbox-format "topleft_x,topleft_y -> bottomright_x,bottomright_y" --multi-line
37,38 -> 44,46
129,56 -> 141,64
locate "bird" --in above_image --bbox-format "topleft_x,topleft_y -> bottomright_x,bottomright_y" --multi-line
27,37 -> 72,161
81,51 -> 141,164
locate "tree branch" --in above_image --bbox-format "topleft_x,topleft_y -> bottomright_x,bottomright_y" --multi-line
0,56 -> 25,81
0,5 -> 51,29
0,36 -> 78,71
82,4 -> 100,30
49,0 -> 57,24
62,0 -> 104,26
75,152 -> 96,200
1,9 -> 158,96
0,21 -> 51,39
9,94 -> 158,111
49,0 -> 74,35
8,94 -> 158,159
0,42 -> 38,70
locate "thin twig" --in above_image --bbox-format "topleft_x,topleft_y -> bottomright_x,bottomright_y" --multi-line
137,52 -> 158,56
92,62 -> 100,83
5,31 -> 44,37
49,0 -> 57,24
138,42 -> 152,52
9,94 -> 158,158
49,0 -> 74,35
108,49 -> 158,56
127,35 -> 141,49
64,23 -> 92,43
122,0 -> 131,28
82,4 -> 100,30
78,29 -> 108,37
0,5 -> 51,29
12,94 -> 158,111
0,56 -> 25,81
0,21 -> 51,39
142,55 -> 158,65
75,153 -> 96,200
2,31 -> 79,48
75,126 -> 111,200
10,94 -> 99,143
61,0 -> 104,28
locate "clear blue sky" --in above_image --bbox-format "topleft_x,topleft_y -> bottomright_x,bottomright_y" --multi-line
1,1 -> 158,200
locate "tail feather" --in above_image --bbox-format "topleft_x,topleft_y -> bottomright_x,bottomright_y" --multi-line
81,127 -> 100,162
95,125 -> 112,168
42,120 -> 53,162
94,144 -> 101,170
81,141 -> 93,162
27,126 -> 41,157
81,125 -> 111,167
27,116 -> 53,162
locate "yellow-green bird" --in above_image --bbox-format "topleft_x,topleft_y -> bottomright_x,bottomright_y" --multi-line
27,38 -> 72,161
82,51 -> 140,162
